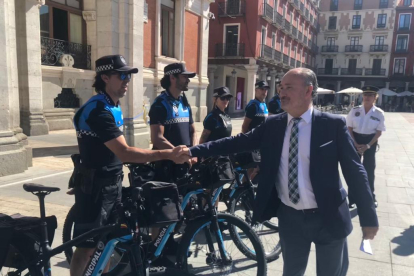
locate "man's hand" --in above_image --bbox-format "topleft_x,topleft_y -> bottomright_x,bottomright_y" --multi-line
170,146 -> 191,164
190,157 -> 198,164
362,226 -> 378,240
357,144 -> 369,155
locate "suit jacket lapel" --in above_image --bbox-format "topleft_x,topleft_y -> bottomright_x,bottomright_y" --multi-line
310,109 -> 322,166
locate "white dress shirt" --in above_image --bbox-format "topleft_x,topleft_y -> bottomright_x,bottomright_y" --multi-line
346,105 -> 386,134
276,107 -> 318,210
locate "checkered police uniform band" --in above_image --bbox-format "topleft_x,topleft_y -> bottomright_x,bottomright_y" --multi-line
96,64 -> 114,73
165,68 -> 182,75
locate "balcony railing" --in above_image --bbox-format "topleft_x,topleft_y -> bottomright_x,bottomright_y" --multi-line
274,12 -> 284,28
290,58 -> 296,67
41,37 -> 91,70
296,60 -> 302,67
310,14 -> 314,24
312,43 -> 319,53
215,43 -> 245,57
283,54 -> 289,65
305,9 -> 310,21
365,69 -> 386,76
293,0 -> 300,10
377,23 -> 386,28
321,45 -> 339,52
354,3 -> 363,10
318,68 -> 339,75
259,44 -> 282,62
292,26 -> 298,38
300,2 -> 305,14
398,26 -> 410,31
303,36 -> 308,46
218,0 -> 246,16
341,68 -> 363,75
345,45 -> 363,52
396,48 -> 408,53
308,39 -> 312,47
284,20 -> 291,33
298,31 -> 303,41
370,45 -> 388,52
261,3 -> 274,22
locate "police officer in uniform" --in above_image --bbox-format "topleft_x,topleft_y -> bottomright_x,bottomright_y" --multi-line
149,63 -> 198,182
200,86 -> 233,143
268,81 -> 284,115
241,80 -> 269,180
346,86 -> 386,208
70,55 -> 189,276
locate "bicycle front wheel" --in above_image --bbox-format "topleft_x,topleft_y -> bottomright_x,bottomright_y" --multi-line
229,188 -> 281,262
176,213 -> 267,276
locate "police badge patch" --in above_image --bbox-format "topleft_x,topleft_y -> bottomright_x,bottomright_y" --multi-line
355,112 -> 360,117
173,105 -> 179,116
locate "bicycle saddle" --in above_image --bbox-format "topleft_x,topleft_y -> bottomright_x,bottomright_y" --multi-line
23,183 -> 60,193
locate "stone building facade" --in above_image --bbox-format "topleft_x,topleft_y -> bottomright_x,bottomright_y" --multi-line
207,0 -> 320,117
0,0 -> 213,177
316,0 -> 396,92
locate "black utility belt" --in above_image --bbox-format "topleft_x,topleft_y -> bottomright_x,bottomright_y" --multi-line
353,132 -> 376,137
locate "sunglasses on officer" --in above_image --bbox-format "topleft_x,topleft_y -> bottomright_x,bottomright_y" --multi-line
219,96 -> 232,101
109,71 -> 132,81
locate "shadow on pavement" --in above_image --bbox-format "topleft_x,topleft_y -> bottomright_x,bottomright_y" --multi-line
55,259 -> 70,269
391,225 -> 414,256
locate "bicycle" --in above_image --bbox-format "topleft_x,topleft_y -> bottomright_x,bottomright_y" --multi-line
8,163 -> 267,275
216,158 -> 282,262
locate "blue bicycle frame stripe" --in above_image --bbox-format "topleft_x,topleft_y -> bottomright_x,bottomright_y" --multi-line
91,235 -> 132,276
187,219 -> 227,257
211,186 -> 223,205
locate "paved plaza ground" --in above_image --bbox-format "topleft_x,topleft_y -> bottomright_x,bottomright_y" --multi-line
1,113 -> 414,275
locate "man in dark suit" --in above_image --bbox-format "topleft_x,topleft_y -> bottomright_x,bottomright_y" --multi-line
189,68 -> 379,276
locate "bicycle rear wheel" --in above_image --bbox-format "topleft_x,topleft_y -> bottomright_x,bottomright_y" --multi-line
62,205 -> 129,276
176,213 -> 267,276
229,188 -> 281,262
0,243 -> 42,276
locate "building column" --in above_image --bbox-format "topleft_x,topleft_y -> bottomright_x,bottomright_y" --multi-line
15,0 -> 49,136
360,81 -> 365,89
335,81 -> 342,104
244,65 -> 259,105
268,69 -> 278,99
386,82 -> 390,89
0,0 -> 32,176
123,0 -> 150,149
82,1 -> 97,70
406,82 -> 410,91
207,65 -> 217,111
229,69 -> 237,114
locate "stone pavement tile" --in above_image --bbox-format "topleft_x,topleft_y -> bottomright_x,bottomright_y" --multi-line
407,188 -> 414,200
390,238 -> 414,268
393,264 -> 414,276
387,178 -> 410,188
346,257 -> 392,276
376,202 -> 413,216
387,187 -> 413,204
388,213 -> 414,229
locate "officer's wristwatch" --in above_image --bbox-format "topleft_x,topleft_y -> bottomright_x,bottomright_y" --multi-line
366,144 -> 371,149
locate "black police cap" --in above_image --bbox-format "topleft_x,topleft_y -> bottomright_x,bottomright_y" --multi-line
95,55 -> 138,74
255,80 -> 270,89
164,63 -> 196,78
362,86 -> 379,94
213,86 -> 233,98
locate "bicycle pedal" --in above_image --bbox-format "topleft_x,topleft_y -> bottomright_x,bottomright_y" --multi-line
149,266 -> 166,273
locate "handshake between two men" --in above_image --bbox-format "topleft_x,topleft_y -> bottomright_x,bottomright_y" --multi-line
170,145 -> 193,165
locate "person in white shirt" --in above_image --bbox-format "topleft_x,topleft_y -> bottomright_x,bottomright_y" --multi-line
346,86 -> 385,208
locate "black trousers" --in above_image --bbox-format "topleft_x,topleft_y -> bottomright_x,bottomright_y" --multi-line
350,132 -> 377,203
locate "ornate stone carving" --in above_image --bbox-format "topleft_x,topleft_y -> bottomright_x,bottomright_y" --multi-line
60,54 -> 75,68
82,11 -> 97,22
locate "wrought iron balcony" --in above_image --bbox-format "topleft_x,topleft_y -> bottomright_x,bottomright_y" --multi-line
310,14 -> 314,24
398,26 -> 410,31
345,45 -> 363,52
377,23 -> 386,28
273,12 -> 284,28
292,26 -> 298,39
296,60 -> 302,67
217,0 -> 246,17
395,48 -> 408,53
318,68 -> 339,75
321,45 -> 339,52
215,43 -> 245,57
41,37 -> 91,70
308,39 -> 312,48
298,31 -> 303,41
305,9 -> 310,21
370,45 -> 388,52
312,43 -> 319,53
354,3 -> 362,10
293,0 -> 300,10
290,58 -> 296,67
300,2 -> 305,14
284,20 -> 292,33
341,68 -> 363,75
283,54 -> 289,65
303,36 -> 308,46
259,44 -> 282,63
261,3 -> 274,22
365,68 -> 386,76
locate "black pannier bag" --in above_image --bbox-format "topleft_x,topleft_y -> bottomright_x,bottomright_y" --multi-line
139,182 -> 183,227
0,214 -> 13,269
196,156 -> 236,190
231,152 -> 256,169
127,163 -> 156,188
0,214 -> 57,269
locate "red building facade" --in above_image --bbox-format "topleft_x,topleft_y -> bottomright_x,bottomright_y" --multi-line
207,0 -> 319,116
389,0 -> 414,92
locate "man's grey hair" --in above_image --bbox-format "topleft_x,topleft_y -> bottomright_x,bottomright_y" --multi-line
292,68 -> 319,99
